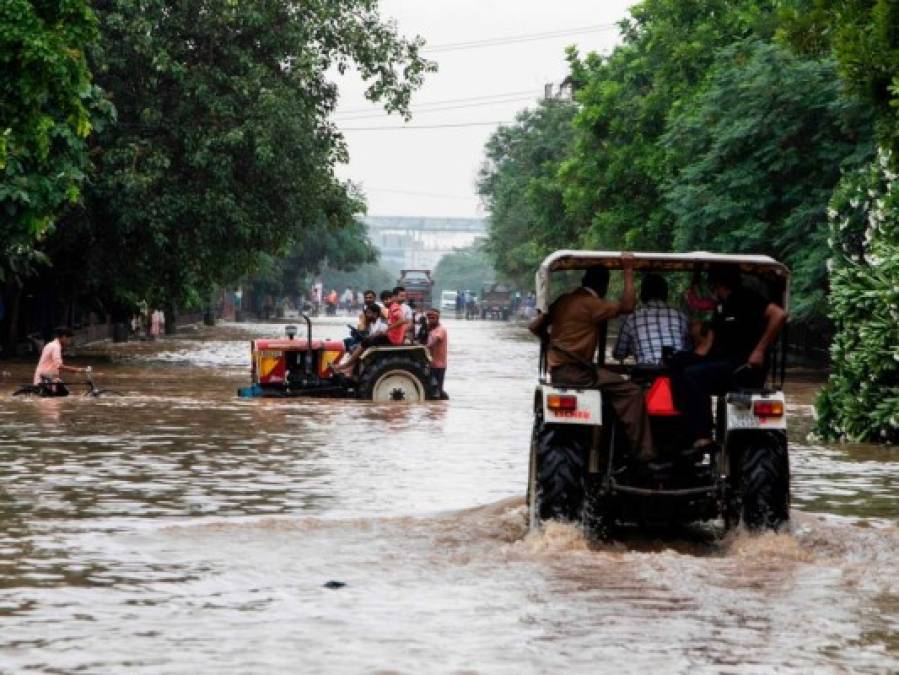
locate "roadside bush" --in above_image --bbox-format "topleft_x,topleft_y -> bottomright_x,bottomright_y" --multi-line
815,150 -> 899,442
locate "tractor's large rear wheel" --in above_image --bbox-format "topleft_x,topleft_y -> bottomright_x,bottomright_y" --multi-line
532,424 -> 587,523
527,418 -> 540,531
357,355 -> 431,402
740,431 -> 790,530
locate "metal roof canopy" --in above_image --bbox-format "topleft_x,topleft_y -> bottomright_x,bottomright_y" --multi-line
535,250 -> 791,313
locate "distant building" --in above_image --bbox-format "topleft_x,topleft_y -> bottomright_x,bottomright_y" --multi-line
363,216 -> 487,271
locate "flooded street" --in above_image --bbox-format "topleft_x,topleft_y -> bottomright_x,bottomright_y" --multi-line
1,318 -> 897,673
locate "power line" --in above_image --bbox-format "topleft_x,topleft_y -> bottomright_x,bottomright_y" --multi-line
422,24 -> 617,53
335,95 -> 536,121
341,120 -> 511,131
335,89 -> 538,115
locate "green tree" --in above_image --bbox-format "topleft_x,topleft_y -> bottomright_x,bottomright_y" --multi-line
478,99 -> 577,288
777,1 -> 899,442
815,152 -> 898,442
57,0 -> 433,318
433,245 -> 496,297
560,0 -> 777,251
245,217 -> 378,302
0,0 -> 103,270
779,0 -> 899,149
663,40 -> 874,318
321,263 -> 395,296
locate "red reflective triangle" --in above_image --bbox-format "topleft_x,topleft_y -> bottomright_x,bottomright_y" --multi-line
646,376 -> 680,416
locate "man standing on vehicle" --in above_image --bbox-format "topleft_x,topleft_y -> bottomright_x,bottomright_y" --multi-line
675,265 -> 787,450
425,308 -> 448,399
529,254 -> 656,462
613,273 -> 690,364
394,286 -> 414,342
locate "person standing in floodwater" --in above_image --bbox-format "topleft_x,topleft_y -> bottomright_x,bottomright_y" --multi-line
426,308 -> 448,399
33,327 -> 90,394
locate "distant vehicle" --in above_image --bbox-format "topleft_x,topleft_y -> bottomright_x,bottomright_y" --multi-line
398,269 -> 434,309
238,319 -> 439,402
480,283 -> 513,320
464,292 -> 479,320
440,290 -> 457,312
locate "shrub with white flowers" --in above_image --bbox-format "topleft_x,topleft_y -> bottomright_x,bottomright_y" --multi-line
816,149 -> 899,443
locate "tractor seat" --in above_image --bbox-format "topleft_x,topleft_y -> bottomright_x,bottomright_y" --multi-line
628,362 -> 671,385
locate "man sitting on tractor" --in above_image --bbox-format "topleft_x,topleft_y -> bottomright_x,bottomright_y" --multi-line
613,273 -> 690,365
334,292 -> 409,376
673,264 -> 787,451
394,286 -> 414,342
529,254 -> 657,463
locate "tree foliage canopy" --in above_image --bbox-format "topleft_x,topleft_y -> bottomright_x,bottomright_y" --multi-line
433,245 -> 496,296
476,0 -> 897,441
477,100 -> 576,288
815,152 -> 899,442
53,0 -> 432,313
559,0 -> 777,251
664,40 -> 874,318
0,0 -> 104,277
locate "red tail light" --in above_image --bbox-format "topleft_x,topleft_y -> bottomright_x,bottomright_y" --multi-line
646,376 -> 680,416
753,400 -> 784,417
547,394 -> 577,411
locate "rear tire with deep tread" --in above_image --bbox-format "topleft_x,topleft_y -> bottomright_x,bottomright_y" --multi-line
527,418 -> 540,531
534,425 -> 588,523
741,431 -> 790,530
357,354 -> 433,402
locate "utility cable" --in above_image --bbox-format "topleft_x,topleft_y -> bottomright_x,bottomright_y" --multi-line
335,95 -> 536,121
340,120 -> 512,131
334,89 -> 539,116
422,24 -> 617,53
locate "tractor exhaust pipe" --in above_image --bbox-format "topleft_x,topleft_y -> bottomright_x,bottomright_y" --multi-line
301,313 -> 313,377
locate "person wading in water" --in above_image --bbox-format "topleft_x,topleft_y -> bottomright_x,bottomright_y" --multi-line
32,327 -> 92,395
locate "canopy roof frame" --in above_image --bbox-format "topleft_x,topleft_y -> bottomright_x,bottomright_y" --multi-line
535,250 -> 791,313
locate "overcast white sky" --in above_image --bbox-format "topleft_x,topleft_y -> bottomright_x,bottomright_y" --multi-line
334,0 -> 635,219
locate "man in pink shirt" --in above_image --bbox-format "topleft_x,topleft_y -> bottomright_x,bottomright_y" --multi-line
425,309 -> 448,399
33,327 -> 88,394
334,294 -> 410,376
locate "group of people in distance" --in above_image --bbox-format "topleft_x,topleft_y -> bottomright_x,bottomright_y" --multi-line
530,255 -> 786,469
334,286 -> 448,398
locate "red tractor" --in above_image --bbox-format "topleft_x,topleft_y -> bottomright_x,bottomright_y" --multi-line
237,318 -> 438,402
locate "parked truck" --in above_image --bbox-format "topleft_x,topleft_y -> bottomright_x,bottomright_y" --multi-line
398,270 -> 434,309
480,283 -> 513,320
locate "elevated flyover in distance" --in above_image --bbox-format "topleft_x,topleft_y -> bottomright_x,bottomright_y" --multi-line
362,216 -> 487,272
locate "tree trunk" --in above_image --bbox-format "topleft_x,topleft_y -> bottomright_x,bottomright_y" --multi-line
3,285 -> 23,357
164,303 -> 177,335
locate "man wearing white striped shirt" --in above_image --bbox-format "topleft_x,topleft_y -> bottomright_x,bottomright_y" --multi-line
613,274 -> 690,365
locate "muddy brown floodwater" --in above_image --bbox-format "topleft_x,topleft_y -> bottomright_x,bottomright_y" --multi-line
1,318 -> 897,673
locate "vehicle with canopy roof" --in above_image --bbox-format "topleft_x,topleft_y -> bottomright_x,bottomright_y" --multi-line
528,250 -> 791,537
